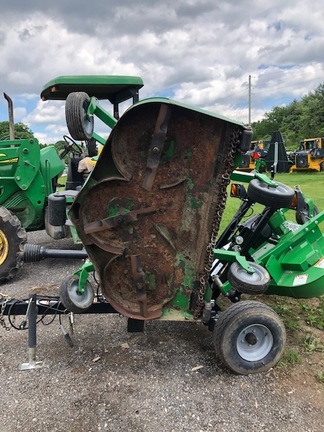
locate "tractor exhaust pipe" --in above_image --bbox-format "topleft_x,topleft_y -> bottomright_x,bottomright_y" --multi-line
23,243 -> 88,263
3,93 -> 15,140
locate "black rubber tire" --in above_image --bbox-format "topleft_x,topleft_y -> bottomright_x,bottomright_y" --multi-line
213,300 -> 286,374
296,205 -> 319,225
65,92 -> 94,140
59,275 -> 94,313
0,207 -> 27,283
247,179 -> 295,208
228,261 -> 270,295
320,162 -> 324,172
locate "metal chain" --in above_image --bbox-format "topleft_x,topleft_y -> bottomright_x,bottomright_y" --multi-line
0,293 -> 12,331
193,127 -> 241,319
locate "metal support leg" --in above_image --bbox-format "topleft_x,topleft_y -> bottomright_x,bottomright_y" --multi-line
19,294 -> 44,370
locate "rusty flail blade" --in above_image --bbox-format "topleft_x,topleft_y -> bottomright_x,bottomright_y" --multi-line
84,207 -> 157,234
131,255 -> 149,318
142,104 -> 172,191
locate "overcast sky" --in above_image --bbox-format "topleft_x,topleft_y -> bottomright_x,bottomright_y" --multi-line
1,0 -> 323,144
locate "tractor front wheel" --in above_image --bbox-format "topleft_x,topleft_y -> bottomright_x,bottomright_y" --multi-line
59,275 -> 94,313
65,92 -> 94,141
213,301 -> 286,374
0,207 -> 27,283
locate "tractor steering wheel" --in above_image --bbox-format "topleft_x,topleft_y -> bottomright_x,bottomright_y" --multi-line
63,135 -> 84,156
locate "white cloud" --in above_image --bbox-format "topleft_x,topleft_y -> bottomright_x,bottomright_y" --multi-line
13,107 -> 27,122
0,0 -> 323,143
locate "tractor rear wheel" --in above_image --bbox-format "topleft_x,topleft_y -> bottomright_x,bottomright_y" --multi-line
247,179 -> 294,208
0,207 -> 27,283
65,92 -> 94,141
213,300 -> 286,374
59,275 -> 94,313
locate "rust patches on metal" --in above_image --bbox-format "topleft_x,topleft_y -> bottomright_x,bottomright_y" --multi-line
159,177 -> 187,189
142,103 -> 172,191
72,102 -> 241,319
84,206 -> 156,234
131,255 -> 149,318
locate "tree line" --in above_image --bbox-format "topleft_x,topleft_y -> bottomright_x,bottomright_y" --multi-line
251,83 -> 324,151
0,121 -> 65,152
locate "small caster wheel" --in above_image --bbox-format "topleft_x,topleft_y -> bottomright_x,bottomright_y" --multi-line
59,275 -> 94,313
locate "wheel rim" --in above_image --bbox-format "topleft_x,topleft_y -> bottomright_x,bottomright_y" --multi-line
82,101 -> 93,137
236,265 -> 264,284
67,279 -> 93,309
236,324 -> 273,361
0,229 -> 9,265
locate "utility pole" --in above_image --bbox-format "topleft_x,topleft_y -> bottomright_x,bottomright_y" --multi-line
248,75 -> 251,127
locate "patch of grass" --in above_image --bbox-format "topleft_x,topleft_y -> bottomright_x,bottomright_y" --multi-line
278,172 -> 324,211
270,300 -> 301,332
256,296 -> 324,371
315,370 -> 324,383
275,304 -> 292,315
220,171 -> 324,230
285,319 -> 301,332
279,348 -> 301,366
300,296 -> 324,331
301,333 -> 324,354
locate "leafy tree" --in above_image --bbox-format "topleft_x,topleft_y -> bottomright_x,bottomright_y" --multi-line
0,121 -> 34,140
54,140 -> 66,154
251,83 -> 324,151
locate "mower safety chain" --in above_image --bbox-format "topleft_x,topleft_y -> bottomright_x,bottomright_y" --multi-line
193,127 -> 241,319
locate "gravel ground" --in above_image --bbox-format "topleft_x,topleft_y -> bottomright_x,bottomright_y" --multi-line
0,231 -> 323,432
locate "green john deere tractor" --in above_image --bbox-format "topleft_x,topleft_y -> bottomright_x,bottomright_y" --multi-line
0,75 -> 144,283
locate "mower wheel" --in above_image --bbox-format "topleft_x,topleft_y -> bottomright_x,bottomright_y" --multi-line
213,300 -> 286,374
0,207 -> 26,283
247,179 -> 294,208
65,92 -> 94,141
320,162 -> 324,172
296,205 -> 319,225
59,275 -> 94,313
228,261 -> 270,295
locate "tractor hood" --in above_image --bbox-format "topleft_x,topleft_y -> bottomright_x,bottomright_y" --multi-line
69,97 -> 251,319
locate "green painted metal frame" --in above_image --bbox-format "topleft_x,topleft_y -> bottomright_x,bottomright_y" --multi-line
212,171 -> 324,299
41,75 -> 144,103
0,139 -> 64,230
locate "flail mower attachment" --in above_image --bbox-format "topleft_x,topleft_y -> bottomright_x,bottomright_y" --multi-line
67,97 -> 251,320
